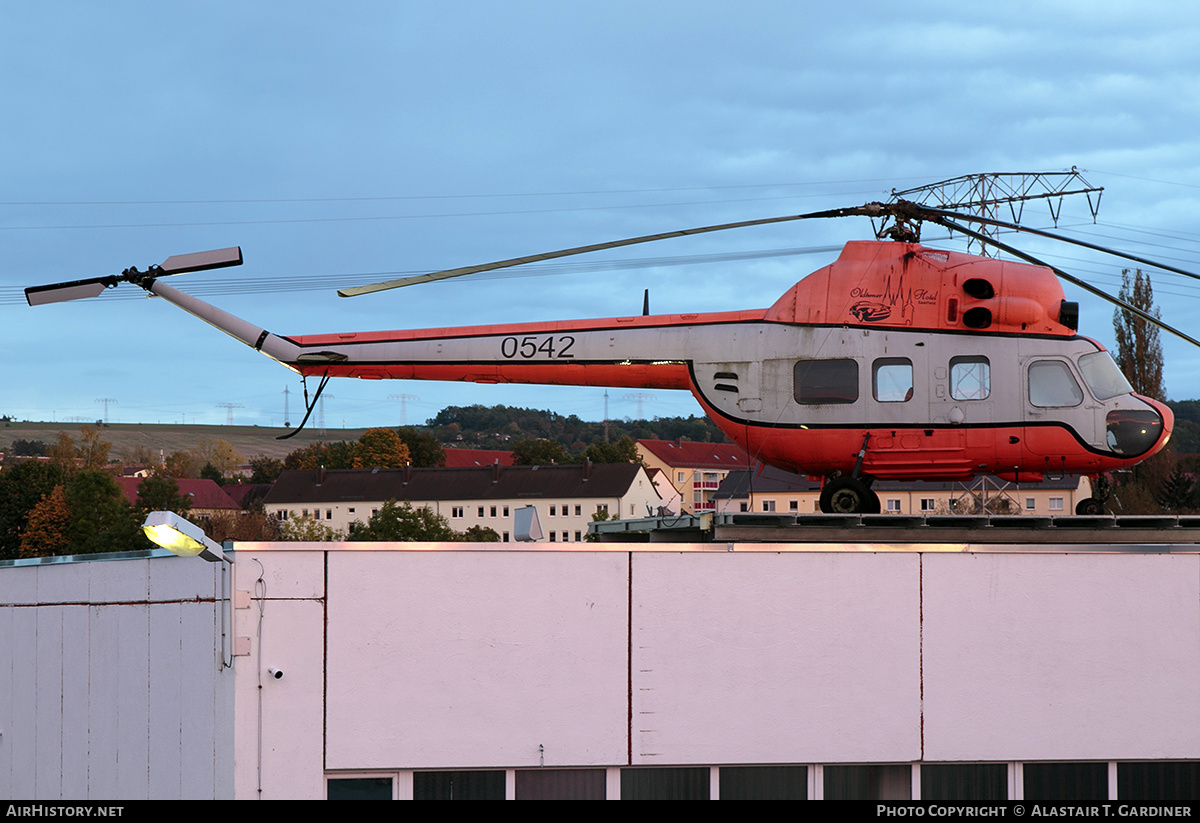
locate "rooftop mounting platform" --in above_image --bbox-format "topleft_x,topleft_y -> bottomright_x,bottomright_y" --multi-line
589,512 -> 1200,547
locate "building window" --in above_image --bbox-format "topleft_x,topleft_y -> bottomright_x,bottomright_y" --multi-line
886,499 -> 902,512
824,765 -> 911,800
597,504 -> 608,515
921,763 -> 1006,801
348,507 -> 355,514
562,502 -> 569,514
720,765 -> 807,800
301,509 -> 309,518
550,505 -> 557,516
677,471 -> 685,482
477,506 -> 485,517
574,505 -> 581,516
413,771 -> 505,801
789,500 -> 799,511
920,498 -> 935,512
326,509 -> 332,520
1050,497 -> 1064,511
490,506 -> 497,517
574,531 -> 581,541
762,500 -> 776,512
1025,762 -> 1108,801
451,506 -> 464,518
1026,498 -> 1036,510
327,777 -> 393,800
549,531 -> 556,542
621,767 -> 710,801
516,769 -> 606,800
740,502 -> 749,512
503,506 -> 509,517
502,531 -> 509,542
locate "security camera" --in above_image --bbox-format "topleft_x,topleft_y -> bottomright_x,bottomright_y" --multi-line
268,667 -> 284,680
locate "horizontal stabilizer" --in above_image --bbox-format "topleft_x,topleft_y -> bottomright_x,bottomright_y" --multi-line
160,246 -> 242,275
25,277 -> 114,306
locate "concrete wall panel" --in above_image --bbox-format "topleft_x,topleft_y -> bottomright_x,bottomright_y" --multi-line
324,550 -> 630,770
631,551 -> 921,765
923,553 -> 1200,761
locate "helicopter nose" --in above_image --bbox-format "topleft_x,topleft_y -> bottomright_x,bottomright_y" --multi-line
1105,397 -> 1172,457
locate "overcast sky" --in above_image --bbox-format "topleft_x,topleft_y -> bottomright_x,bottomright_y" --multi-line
3,1 -> 1199,430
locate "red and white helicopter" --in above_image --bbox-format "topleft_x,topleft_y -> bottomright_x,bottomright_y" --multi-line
27,199 -> 1181,514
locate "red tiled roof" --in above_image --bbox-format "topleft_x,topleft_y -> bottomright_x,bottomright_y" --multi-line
636,439 -> 750,470
116,477 -> 241,511
442,448 -> 514,468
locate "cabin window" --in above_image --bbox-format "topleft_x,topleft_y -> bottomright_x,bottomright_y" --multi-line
873,358 -> 913,402
1029,360 -> 1084,407
949,356 -> 990,400
794,359 -> 859,404
1078,351 -> 1133,400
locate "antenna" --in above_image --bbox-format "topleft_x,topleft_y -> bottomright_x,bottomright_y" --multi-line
884,169 -> 1103,256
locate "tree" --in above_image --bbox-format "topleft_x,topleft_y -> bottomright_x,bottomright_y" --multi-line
18,486 -> 71,559
584,436 -> 639,464
1113,268 -> 1165,400
397,427 -> 446,467
135,473 -> 192,518
78,425 -> 112,470
348,500 -> 458,541
461,525 -> 501,542
280,515 -> 345,542
63,469 -> 144,555
353,428 -> 411,469
512,438 -> 570,465
247,455 -> 285,484
0,461 -> 69,559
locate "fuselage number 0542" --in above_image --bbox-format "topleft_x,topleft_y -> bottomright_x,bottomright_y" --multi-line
500,335 -> 576,359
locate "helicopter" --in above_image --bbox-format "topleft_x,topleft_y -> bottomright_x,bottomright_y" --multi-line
25,199 -> 1181,515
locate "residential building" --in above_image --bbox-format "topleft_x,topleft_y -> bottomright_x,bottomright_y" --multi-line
713,466 -> 1092,516
636,440 -> 750,514
262,462 -> 661,542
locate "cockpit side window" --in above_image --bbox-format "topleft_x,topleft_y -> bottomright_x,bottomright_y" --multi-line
794,359 -> 859,404
1028,360 -> 1084,407
873,358 -> 913,402
949,356 -> 990,401
1078,352 -> 1134,400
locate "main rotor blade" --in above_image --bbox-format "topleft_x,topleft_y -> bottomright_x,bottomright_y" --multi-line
914,205 -> 1200,282
933,214 -> 1200,350
337,209 -> 858,297
159,246 -> 243,275
25,276 -> 117,306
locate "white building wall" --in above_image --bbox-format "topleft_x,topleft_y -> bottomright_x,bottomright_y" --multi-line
0,553 -> 233,800
6,544 -> 1200,799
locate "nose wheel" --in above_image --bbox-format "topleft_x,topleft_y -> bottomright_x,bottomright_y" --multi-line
819,477 -> 881,514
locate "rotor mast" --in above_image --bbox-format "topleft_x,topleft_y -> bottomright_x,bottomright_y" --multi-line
881,169 -> 1104,255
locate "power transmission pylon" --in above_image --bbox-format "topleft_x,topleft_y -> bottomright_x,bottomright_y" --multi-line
883,168 -> 1103,256
216,402 -> 243,425
95,398 -> 117,424
389,393 -> 419,427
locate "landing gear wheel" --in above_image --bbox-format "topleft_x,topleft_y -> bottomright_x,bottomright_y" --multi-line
1075,497 -> 1104,515
820,477 -> 874,514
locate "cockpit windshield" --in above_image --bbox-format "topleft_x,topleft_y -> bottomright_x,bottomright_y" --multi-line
1078,352 -> 1133,400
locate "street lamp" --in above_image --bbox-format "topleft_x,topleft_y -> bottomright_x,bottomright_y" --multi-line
141,511 -> 231,563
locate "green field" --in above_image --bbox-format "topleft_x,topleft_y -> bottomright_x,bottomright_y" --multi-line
0,421 -> 378,463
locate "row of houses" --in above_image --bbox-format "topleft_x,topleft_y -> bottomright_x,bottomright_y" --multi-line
106,439 -> 1090,542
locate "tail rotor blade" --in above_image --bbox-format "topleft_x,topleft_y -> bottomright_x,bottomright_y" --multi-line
159,246 -> 243,275
25,277 -> 116,306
